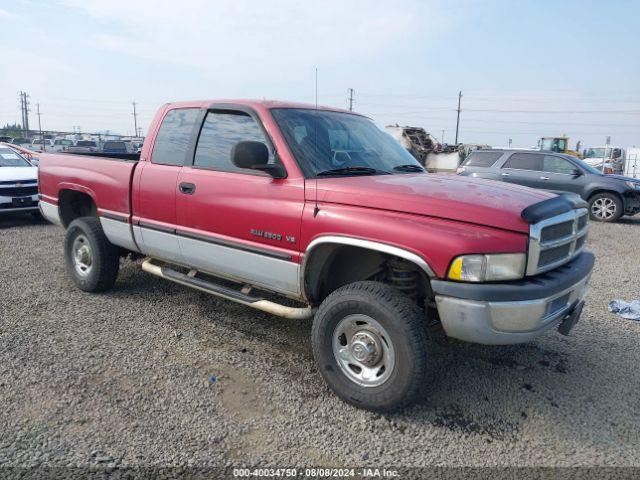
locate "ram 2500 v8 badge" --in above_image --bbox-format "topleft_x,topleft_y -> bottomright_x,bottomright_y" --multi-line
38,100 -> 594,411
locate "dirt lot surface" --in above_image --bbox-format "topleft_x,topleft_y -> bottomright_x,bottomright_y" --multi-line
1,214 -> 639,474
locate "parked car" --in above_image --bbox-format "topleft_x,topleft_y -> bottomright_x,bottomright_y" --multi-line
52,138 -> 75,152
11,137 -> 31,147
38,100 -> 594,411
0,136 -> 13,143
457,149 -> 640,222
67,140 -> 99,153
101,140 -> 135,154
0,146 -> 39,215
583,146 -> 625,173
30,138 -> 53,152
0,142 -> 40,166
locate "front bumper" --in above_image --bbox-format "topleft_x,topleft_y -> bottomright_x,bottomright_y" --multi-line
623,191 -> 640,216
431,252 -> 595,345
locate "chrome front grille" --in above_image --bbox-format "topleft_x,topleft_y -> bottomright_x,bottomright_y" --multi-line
526,208 -> 588,276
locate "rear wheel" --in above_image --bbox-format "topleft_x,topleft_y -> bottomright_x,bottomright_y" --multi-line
589,192 -> 623,222
64,217 -> 120,292
311,281 -> 429,412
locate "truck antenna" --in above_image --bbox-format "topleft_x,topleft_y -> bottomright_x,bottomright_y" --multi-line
313,67 -> 320,218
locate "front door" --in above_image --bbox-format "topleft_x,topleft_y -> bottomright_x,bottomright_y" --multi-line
537,154 -> 586,196
176,109 -> 305,297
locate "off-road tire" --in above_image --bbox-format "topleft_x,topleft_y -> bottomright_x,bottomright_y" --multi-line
64,217 -> 120,292
311,281 -> 429,412
588,192 -> 623,222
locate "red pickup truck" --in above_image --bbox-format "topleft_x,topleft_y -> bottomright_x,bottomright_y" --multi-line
39,100 -> 594,411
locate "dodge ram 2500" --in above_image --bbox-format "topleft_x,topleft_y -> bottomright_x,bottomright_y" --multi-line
38,100 -> 594,411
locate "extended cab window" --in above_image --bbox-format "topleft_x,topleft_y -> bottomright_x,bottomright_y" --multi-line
463,151 -> 503,167
502,153 -> 542,171
152,108 -> 199,166
193,111 -> 273,172
542,155 -> 574,174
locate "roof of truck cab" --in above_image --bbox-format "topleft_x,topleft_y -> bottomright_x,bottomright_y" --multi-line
163,99 -> 358,115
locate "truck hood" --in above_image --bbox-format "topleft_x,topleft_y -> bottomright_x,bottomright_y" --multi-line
0,166 -> 38,182
310,173 -> 555,233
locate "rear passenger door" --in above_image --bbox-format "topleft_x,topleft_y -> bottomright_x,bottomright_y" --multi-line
134,107 -> 201,263
461,151 -> 505,179
176,108 -> 305,297
500,153 -> 544,189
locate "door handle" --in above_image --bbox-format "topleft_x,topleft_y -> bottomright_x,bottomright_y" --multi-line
179,182 -> 196,195
540,176 -> 550,180
501,172 -> 510,176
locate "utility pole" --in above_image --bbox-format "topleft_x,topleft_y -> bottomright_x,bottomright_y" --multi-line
36,103 -> 44,145
441,129 -> 445,144
18,91 -> 30,135
132,101 -> 138,137
347,88 -> 355,112
18,92 -> 25,132
454,90 -> 462,144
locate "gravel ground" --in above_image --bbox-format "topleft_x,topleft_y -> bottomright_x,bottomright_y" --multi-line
0,214 -> 639,474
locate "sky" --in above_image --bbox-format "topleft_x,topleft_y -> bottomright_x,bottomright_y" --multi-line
0,0 -> 639,148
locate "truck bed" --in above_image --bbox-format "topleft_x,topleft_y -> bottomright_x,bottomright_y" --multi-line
38,152 -> 139,219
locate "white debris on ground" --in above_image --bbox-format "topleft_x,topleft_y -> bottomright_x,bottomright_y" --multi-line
608,300 -> 640,320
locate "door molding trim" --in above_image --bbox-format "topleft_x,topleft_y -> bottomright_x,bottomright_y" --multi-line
176,228 -> 293,261
136,219 -> 294,262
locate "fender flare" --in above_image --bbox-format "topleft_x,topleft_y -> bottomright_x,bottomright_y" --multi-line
300,235 -> 435,302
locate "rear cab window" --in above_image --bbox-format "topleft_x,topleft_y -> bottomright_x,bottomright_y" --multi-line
463,151 -> 503,167
151,108 -> 200,166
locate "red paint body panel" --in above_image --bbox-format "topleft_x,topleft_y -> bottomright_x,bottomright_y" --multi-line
305,174 -> 553,234
299,202 -> 527,278
38,152 -> 137,216
39,99 -> 553,281
176,168 -> 305,262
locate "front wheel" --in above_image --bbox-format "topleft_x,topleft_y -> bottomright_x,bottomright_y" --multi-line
64,217 -> 120,292
589,193 -> 623,222
311,281 -> 429,412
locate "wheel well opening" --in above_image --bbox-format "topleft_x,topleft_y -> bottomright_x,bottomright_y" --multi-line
588,189 -> 622,203
303,244 -> 433,308
58,190 -> 97,228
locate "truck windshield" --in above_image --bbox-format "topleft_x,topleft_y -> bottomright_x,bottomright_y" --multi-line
584,148 -> 608,158
541,138 -> 567,152
271,108 -> 422,177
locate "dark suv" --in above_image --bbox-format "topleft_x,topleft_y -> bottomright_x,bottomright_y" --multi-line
458,149 -> 640,222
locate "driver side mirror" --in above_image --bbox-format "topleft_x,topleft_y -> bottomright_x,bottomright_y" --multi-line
570,168 -> 583,177
231,141 -> 286,179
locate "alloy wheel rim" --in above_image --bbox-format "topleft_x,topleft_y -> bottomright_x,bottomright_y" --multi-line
591,198 -> 616,219
332,314 -> 395,387
72,234 -> 93,277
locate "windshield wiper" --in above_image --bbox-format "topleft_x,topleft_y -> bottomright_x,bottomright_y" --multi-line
316,166 -> 389,177
392,164 -> 425,173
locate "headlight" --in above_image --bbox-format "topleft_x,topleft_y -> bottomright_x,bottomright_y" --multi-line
624,181 -> 640,190
448,253 -> 526,282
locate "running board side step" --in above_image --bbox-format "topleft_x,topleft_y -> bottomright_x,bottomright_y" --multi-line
141,258 -> 315,320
